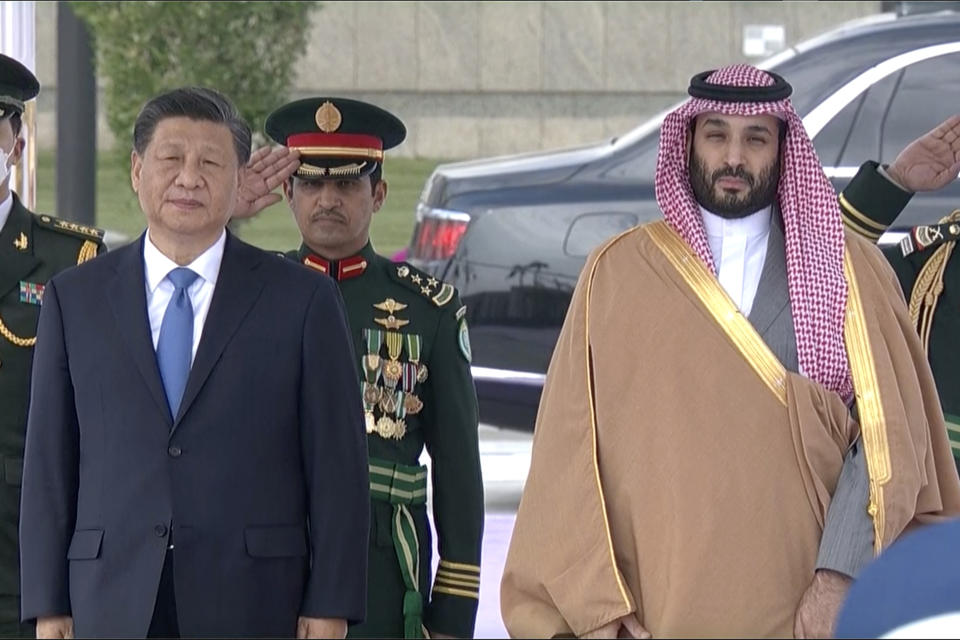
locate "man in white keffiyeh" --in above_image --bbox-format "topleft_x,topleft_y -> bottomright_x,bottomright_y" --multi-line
502,64 -> 960,639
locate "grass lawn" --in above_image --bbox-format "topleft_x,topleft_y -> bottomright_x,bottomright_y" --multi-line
35,151 -> 447,257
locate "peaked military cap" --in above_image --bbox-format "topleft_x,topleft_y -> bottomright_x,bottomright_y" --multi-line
265,97 -> 406,180
0,53 -> 39,118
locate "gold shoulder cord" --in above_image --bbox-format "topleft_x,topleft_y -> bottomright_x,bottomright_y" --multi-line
0,319 -> 36,347
908,210 -> 960,355
78,240 -> 99,264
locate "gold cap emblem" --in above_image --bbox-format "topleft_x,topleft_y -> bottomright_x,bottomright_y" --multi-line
315,101 -> 342,133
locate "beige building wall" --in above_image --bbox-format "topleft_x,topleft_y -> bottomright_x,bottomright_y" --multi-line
34,1 -> 882,158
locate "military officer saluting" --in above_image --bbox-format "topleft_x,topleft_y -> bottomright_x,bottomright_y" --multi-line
0,54 -> 104,636
839,114 -> 960,473
264,97 -> 483,639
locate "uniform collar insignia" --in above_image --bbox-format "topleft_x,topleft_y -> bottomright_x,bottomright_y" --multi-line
303,252 -> 368,281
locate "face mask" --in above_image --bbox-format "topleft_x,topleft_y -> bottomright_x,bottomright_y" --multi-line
0,144 -> 13,184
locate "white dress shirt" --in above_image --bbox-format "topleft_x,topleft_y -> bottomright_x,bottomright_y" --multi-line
701,205 -> 772,317
143,230 -> 226,365
0,192 -> 14,234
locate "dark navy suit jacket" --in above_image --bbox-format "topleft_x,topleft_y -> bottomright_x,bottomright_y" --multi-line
19,232 -> 369,637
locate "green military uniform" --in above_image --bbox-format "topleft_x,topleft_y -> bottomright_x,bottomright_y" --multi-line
840,160 -> 960,472
0,196 -> 104,635
267,98 -> 483,638
0,52 -> 107,636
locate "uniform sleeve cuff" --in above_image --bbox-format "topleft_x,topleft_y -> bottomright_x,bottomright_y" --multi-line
839,161 -> 914,239
425,591 -> 479,638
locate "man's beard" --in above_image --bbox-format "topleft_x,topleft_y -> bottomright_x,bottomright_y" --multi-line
689,153 -> 780,219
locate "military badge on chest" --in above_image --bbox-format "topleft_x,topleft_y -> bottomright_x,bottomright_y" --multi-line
19,281 -> 44,305
361,299 -> 428,441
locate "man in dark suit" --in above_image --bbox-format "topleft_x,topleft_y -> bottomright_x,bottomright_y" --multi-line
18,87 -> 369,639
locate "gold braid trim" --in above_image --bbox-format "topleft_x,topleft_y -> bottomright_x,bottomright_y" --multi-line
0,317 -> 36,347
907,245 -> 953,357
844,249 -> 890,555
906,211 -> 960,355
647,221 -> 787,406
77,240 -> 99,264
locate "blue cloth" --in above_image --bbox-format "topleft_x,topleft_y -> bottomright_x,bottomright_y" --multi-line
156,267 -> 198,418
835,517 -> 960,638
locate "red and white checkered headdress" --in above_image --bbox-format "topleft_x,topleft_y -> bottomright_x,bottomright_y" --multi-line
655,64 -> 852,400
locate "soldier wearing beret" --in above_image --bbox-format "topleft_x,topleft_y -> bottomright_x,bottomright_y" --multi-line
839,114 -> 960,473
0,53 -> 105,636
264,97 -> 483,639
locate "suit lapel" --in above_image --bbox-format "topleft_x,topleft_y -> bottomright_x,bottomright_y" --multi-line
748,211 -> 791,338
173,233 -> 265,431
0,198 -> 40,299
107,236 -> 173,424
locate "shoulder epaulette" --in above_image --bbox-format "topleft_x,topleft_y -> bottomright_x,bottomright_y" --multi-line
906,210 -> 960,355
899,209 -> 960,257
390,262 -> 456,307
34,214 -> 105,242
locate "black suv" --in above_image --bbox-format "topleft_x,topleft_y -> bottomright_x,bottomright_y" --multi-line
408,11 -> 960,431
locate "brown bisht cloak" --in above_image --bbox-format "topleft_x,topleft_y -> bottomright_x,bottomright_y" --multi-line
501,222 -> 960,638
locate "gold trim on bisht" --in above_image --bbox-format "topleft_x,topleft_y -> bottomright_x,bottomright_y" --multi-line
583,226 -> 649,613
646,221 -> 787,406
843,248 -> 890,555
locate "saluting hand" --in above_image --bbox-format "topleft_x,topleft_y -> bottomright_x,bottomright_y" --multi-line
35,615 -> 73,639
233,146 -> 301,220
886,113 -> 960,193
581,613 -> 651,639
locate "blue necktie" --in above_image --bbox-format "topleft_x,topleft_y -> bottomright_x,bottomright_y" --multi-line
156,267 -> 199,418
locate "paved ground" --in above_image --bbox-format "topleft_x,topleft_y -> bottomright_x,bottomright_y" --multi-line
422,424 -> 532,638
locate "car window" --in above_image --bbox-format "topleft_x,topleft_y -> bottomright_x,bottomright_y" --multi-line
812,72 -> 901,167
563,212 -> 639,257
879,51 -> 960,163
599,137 -> 659,182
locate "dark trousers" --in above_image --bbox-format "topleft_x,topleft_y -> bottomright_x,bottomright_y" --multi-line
148,550 -> 179,639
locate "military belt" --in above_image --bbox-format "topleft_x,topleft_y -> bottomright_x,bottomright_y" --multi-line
368,458 -> 428,638
369,459 -> 428,506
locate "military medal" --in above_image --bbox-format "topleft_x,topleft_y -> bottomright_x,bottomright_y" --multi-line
379,390 -> 398,414
391,418 -> 407,440
362,382 -> 382,406
385,332 -> 403,360
382,360 -> 403,389
402,363 -> 418,392
362,355 -> 381,384
404,334 -> 421,363
375,415 -> 406,440
417,364 -> 429,383
404,393 -> 424,415
365,411 -> 376,434
19,282 -> 44,306
365,328 -> 384,355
